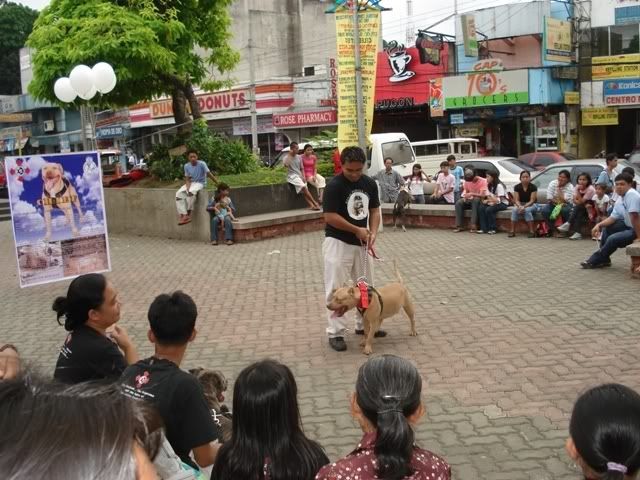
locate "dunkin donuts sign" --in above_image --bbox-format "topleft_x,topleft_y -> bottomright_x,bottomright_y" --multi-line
150,90 -> 249,118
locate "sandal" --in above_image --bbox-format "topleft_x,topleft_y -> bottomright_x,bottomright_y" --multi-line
453,228 -> 463,233
225,240 -> 234,246
508,232 -> 515,238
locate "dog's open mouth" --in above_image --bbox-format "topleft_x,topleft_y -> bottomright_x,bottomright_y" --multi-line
330,306 -> 349,318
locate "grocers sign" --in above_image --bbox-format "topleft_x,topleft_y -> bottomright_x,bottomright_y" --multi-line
604,79 -> 640,106
443,69 -> 529,109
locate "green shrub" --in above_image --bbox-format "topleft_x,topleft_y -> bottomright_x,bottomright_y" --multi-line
148,144 -> 183,181
317,161 -> 335,179
187,120 -> 258,175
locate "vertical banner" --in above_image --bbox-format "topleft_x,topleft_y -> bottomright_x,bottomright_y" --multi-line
543,17 -> 572,63
461,14 -> 478,58
335,7 -> 381,152
429,77 -> 444,117
4,152 -> 111,287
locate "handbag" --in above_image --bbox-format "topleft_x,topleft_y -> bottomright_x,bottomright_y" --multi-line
549,203 -> 563,220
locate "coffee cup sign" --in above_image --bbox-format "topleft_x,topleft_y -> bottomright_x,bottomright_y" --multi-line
385,41 -> 416,83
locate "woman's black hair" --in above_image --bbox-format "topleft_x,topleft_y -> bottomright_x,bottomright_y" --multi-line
558,169 -> 571,180
355,355 -> 422,480
411,163 -> 423,179
52,273 -> 107,331
577,171 -> 593,187
519,170 -> 531,180
570,384 -> 640,480
211,359 -> 329,480
0,373 -> 161,480
487,170 -> 506,195
303,144 -> 313,152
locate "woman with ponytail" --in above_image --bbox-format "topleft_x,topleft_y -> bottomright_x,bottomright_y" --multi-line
53,273 -> 138,384
316,355 -> 450,480
566,384 -> 640,480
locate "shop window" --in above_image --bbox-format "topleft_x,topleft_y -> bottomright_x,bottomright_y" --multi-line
591,27 -> 609,57
610,24 -> 640,55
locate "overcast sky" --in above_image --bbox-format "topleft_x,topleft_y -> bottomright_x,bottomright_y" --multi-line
15,0 -> 526,41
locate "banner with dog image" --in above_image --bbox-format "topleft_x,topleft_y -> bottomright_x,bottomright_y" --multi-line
4,152 -> 111,287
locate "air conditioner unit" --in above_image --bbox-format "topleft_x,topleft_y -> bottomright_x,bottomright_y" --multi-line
43,120 -> 55,132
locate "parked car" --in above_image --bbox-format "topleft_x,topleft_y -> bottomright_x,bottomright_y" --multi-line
518,151 -> 577,171
455,157 -> 536,192
531,159 -> 640,203
627,149 -> 640,167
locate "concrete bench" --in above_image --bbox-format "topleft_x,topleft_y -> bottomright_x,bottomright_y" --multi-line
627,244 -> 640,278
229,209 -> 324,242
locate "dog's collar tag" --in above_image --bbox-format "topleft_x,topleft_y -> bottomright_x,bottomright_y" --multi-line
357,281 -> 369,309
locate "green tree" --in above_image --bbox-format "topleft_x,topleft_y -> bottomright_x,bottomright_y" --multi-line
27,0 -> 239,134
0,1 -> 39,94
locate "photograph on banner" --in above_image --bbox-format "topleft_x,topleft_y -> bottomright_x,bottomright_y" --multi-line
4,151 -> 111,287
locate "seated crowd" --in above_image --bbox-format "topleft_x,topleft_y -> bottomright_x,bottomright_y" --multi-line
2,273 -> 640,479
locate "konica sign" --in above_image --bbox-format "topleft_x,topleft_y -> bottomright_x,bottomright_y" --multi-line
604,79 -> 640,106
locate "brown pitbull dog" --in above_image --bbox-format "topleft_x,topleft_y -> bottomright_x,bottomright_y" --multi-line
326,262 -> 417,355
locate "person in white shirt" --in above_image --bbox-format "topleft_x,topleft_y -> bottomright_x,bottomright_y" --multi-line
478,171 -> 509,234
540,169 -> 574,235
582,173 -> 640,268
406,164 -> 429,204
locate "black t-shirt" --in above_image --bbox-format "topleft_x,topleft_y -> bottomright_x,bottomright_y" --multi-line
121,357 -> 219,468
323,174 -> 380,246
514,182 -> 538,204
53,324 -> 127,384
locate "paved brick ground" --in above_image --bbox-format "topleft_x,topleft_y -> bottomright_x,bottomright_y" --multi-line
1,222 -> 639,479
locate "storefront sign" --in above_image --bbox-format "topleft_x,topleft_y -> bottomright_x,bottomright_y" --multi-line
336,7 -> 380,151
582,107 -> 619,126
232,116 -> 276,135
415,33 -> 443,66
0,96 -> 19,114
455,126 -> 482,137
443,69 -> 529,109
543,17 -> 572,63
564,91 -> 580,104
95,126 -> 125,139
375,45 -> 448,110
273,110 -> 337,128
592,54 -> 640,80
461,14 -> 478,57
615,6 -> 640,25
604,79 -> 640,106
149,89 -> 249,119
450,113 -> 464,124
429,78 -> 444,117
471,59 -> 504,72
0,113 -> 32,122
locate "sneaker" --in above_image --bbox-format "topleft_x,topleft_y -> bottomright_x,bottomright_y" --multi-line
581,261 -> 609,269
355,329 -> 387,338
488,230 -> 497,235
211,241 -> 218,246
476,230 -> 485,234
569,232 -> 582,240
557,222 -> 570,233
328,337 -> 347,352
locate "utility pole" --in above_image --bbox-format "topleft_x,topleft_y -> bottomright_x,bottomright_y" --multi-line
248,36 -> 260,158
353,4 -> 367,155
406,0 -> 414,46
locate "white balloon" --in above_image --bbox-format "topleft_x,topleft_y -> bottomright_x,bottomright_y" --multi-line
53,77 -> 77,103
91,62 -> 117,93
69,64 -> 94,96
78,85 -> 97,100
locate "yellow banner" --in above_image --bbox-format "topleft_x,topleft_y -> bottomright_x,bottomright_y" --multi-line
592,63 -> 640,80
544,17 -> 571,63
564,91 -> 579,104
582,108 -> 618,126
592,53 -> 640,65
336,9 -> 380,152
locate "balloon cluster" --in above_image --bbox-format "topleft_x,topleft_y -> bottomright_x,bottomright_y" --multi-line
54,63 -> 117,103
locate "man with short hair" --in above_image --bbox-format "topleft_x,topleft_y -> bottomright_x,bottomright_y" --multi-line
176,149 -> 219,225
581,173 -> 640,269
373,157 -> 405,203
596,153 -> 618,195
447,154 -> 464,203
323,146 -> 381,352
121,291 -> 220,471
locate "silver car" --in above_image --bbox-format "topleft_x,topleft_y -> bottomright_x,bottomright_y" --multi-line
531,159 -> 640,203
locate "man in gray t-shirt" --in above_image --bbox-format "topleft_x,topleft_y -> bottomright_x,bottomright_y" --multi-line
373,157 -> 405,203
176,149 -> 218,225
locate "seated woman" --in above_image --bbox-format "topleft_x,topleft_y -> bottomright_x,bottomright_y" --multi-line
284,142 -> 321,211
0,374 -> 160,480
558,172 -> 595,240
541,169 -> 574,235
302,144 -> 327,203
566,383 -> 640,480
211,359 -> 329,480
53,273 -> 138,384
478,171 -> 509,235
509,171 -> 538,238
316,355 -> 450,480
407,164 -> 429,204
454,165 -> 487,233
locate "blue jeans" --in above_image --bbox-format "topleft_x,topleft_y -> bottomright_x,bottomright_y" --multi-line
211,215 -> 233,241
587,226 -> 636,265
478,202 -> 507,231
600,219 -> 627,245
541,203 -> 572,231
454,191 -> 461,204
511,205 -> 537,222
412,194 -> 425,204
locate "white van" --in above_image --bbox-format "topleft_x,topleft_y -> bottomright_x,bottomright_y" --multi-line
411,138 -> 479,177
367,133 -> 416,178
